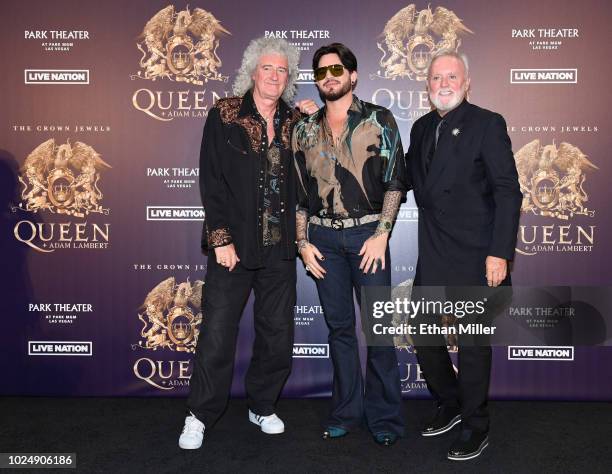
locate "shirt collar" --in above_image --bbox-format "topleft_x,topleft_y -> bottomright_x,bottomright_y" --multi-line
239,88 -> 291,120
316,94 -> 363,124
348,94 -> 363,115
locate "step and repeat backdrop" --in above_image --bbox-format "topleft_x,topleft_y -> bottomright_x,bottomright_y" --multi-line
1,0 -> 610,399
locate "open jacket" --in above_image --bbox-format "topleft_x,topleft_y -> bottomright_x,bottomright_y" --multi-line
199,90 -> 302,269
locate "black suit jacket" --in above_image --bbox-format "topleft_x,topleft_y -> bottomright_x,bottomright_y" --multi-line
199,90 -> 301,269
406,100 -> 522,286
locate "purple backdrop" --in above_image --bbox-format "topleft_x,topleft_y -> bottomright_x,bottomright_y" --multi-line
1,0 -> 611,400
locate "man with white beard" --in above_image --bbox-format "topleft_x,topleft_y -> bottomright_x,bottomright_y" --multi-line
405,50 -> 522,460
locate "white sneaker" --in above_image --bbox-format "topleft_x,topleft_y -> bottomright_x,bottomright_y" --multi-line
248,410 -> 285,434
178,413 -> 205,449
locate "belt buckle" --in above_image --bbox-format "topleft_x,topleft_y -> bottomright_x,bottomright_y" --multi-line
330,217 -> 344,230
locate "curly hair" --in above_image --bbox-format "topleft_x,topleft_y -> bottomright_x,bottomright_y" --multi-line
232,36 -> 301,103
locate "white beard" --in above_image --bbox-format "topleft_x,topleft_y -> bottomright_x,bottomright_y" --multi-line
429,88 -> 466,112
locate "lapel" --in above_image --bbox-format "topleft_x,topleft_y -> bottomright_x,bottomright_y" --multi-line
278,99 -> 301,150
424,100 -> 471,192
232,90 -> 298,152
419,113 -> 437,182
234,91 -> 264,152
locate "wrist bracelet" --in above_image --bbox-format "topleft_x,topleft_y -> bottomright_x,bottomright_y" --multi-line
375,219 -> 393,236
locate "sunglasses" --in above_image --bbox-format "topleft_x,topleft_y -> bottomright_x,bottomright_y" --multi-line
314,64 -> 345,81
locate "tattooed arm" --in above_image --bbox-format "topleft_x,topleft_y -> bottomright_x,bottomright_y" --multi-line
358,190 -> 402,273
296,208 -> 309,250
374,190 -> 403,237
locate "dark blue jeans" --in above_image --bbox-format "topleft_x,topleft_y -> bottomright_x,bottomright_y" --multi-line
309,221 -> 405,436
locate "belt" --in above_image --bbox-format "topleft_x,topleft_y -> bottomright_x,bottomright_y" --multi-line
309,214 -> 380,230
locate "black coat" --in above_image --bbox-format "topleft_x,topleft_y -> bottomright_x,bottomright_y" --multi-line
406,100 -> 522,286
199,90 -> 301,269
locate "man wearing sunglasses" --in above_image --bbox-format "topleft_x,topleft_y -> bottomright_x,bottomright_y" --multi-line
293,43 -> 408,446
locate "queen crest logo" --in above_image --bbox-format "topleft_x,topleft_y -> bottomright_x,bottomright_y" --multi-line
372,4 -> 473,81
17,139 -> 111,217
515,140 -> 598,220
134,277 -> 204,353
132,4 -> 230,85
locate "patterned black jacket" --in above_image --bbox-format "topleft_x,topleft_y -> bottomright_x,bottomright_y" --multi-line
199,90 -> 301,269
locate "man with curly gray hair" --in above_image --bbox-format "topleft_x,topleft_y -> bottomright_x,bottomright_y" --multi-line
232,36 -> 301,104
179,36 -> 302,450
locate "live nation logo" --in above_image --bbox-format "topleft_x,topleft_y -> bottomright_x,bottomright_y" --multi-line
296,69 -> 315,85
131,4 -> 231,121
12,139 -> 111,253
146,206 -> 204,221
24,69 -> 89,85
292,343 -> 329,358
514,140 -> 597,256
28,341 -> 93,356
508,346 -> 574,361
370,4 -> 472,124
510,68 -> 577,84
132,277 -> 203,391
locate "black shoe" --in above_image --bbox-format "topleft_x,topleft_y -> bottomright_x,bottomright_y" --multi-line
422,405 -> 461,437
447,429 -> 489,461
373,432 -> 398,446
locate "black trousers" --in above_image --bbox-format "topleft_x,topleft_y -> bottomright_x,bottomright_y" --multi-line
187,244 -> 296,428
415,345 -> 491,433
